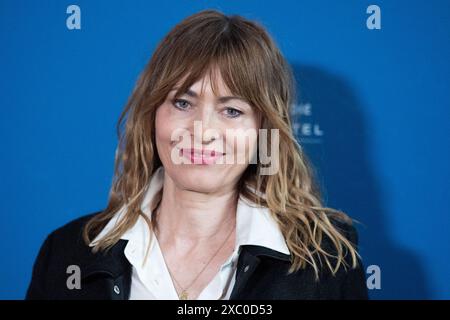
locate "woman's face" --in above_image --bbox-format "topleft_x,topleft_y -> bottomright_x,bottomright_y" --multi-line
155,71 -> 260,193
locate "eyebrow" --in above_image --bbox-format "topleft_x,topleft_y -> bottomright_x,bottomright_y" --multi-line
171,88 -> 248,104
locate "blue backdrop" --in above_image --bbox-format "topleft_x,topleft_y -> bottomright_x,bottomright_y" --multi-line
1,0 -> 449,299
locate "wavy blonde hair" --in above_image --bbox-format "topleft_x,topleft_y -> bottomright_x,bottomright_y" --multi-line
84,9 -> 359,278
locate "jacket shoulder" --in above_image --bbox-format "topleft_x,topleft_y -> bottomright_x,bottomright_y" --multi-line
49,211 -> 102,244
328,216 -> 359,244
26,210 -> 104,299
318,216 -> 368,299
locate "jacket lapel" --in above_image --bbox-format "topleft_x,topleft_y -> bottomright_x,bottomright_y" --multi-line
230,245 -> 291,299
80,240 -> 132,299
80,242 -> 290,300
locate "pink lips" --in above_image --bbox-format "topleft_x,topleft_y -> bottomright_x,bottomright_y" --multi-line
180,148 -> 225,165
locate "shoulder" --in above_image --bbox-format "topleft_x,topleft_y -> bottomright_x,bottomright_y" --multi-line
273,216 -> 367,299
47,211 -> 102,246
313,215 -> 360,266
317,216 -> 368,299
328,215 -> 359,245
26,211 -> 104,299
35,211 -> 102,259
36,210 -> 106,267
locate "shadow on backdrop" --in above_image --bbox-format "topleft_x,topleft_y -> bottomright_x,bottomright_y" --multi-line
291,64 -> 430,299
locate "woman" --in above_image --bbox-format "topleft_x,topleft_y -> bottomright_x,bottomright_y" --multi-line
26,9 -> 368,300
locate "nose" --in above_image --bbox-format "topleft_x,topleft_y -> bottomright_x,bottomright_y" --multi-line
190,104 -> 221,145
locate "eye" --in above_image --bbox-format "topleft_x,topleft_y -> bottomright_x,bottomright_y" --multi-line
172,98 -> 191,111
224,107 -> 243,118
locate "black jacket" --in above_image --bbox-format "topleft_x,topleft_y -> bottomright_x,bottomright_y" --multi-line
26,212 -> 369,300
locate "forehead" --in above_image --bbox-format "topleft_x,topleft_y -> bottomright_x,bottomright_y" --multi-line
192,76 -> 230,95
171,67 -> 234,97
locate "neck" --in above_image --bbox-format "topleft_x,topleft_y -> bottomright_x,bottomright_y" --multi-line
154,172 -> 238,245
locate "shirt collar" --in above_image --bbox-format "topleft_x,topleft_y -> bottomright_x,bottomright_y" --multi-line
90,166 -> 290,256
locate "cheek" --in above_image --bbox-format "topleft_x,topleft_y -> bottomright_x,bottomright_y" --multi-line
224,115 -> 260,161
155,106 -> 176,157
156,105 -> 193,167
155,108 -> 167,141
233,134 -> 258,162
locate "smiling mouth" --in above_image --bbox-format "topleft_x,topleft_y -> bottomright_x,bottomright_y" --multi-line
179,148 -> 225,165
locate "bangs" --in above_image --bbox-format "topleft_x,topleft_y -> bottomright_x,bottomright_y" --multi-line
161,14 -> 271,113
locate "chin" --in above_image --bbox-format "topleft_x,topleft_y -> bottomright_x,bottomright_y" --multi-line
170,164 -> 230,193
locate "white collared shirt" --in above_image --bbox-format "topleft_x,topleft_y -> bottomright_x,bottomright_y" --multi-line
90,166 -> 290,300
